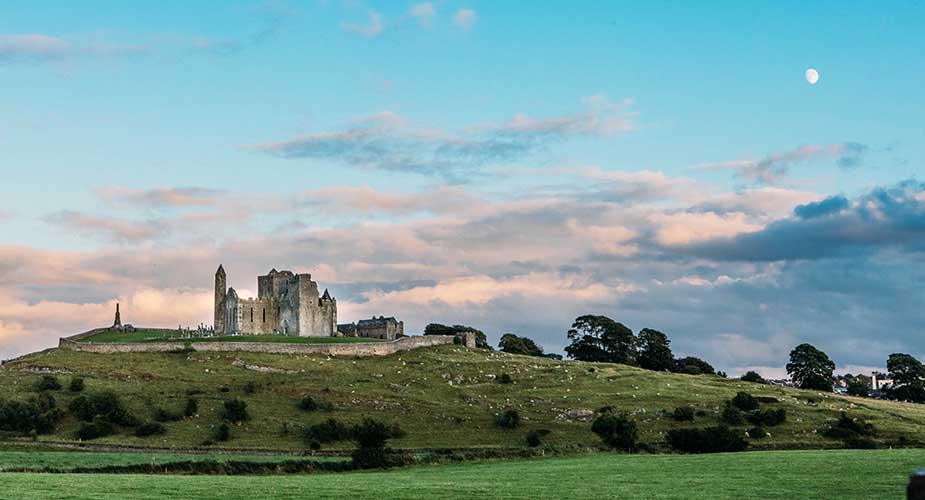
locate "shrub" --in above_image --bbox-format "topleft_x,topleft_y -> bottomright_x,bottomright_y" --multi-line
184,398 -> 198,418
730,392 -> 759,412
242,381 -> 258,395
0,397 -> 62,435
135,422 -> 166,437
591,413 -> 637,451
350,419 -> 407,469
747,426 -> 767,439
297,396 -> 333,412
76,419 -> 114,440
740,371 -> 766,384
33,375 -> 61,392
304,419 -> 351,444
68,378 -> 85,393
822,412 -> 875,441
495,409 -> 521,429
746,408 -> 787,427
526,429 -> 550,447
720,404 -> 743,425
672,406 -> 695,422
153,407 -> 183,423
220,399 -> 249,423
213,423 -> 231,442
68,391 -> 134,425
666,426 -> 748,453
498,373 -> 514,385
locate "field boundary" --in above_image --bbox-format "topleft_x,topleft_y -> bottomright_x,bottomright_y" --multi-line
58,332 -> 474,356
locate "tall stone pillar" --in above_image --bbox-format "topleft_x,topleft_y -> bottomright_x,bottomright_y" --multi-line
214,265 -> 226,333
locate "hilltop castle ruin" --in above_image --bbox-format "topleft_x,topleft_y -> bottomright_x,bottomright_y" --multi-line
214,265 -> 337,336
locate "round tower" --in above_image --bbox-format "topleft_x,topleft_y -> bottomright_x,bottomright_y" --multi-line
214,265 -> 227,333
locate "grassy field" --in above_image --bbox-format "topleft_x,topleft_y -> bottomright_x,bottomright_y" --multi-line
1,449 -> 922,499
81,329 -> 386,344
3,345 -> 925,452
0,450 -> 344,471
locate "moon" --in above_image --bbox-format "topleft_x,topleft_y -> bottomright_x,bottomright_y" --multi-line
805,68 -> 819,85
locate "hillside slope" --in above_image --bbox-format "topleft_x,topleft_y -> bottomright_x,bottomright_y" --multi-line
2,345 -> 924,451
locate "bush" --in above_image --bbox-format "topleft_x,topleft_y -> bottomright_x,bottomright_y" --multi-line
747,426 -> 767,439
526,429 -> 550,448
746,408 -> 787,427
184,398 -> 198,418
213,423 -> 231,442
0,397 -> 62,435
68,378 -> 85,393
495,409 -> 521,429
591,413 -> 637,451
730,392 -> 759,412
740,371 -> 766,384
672,406 -> 695,422
153,407 -> 183,423
304,419 -> 352,444
297,396 -> 333,412
33,375 -> 61,392
350,419 -> 407,469
720,404 -> 743,425
135,422 -> 166,437
822,412 -> 875,442
242,381 -> 258,395
220,399 -> 249,423
666,426 -> 748,453
498,373 -> 513,385
76,419 -> 114,440
68,391 -> 134,425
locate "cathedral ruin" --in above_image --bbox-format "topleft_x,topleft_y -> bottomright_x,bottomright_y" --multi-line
214,265 -> 337,336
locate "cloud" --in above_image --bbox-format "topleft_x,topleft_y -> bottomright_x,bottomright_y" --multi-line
42,211 -> 164,243
0,34 -> 145,63
677,180 -> 925,261
253,98 -> 635,178
94,186 -> 226,209
695,143 -> 870,185
453,9 -> 477,30
342,11 -> 385,38
409,3 -> 436,27
793,195 -> 849,219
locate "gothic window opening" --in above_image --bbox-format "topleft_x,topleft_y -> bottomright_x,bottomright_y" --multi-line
250,308 -> 254,322
262,309 -> 266,323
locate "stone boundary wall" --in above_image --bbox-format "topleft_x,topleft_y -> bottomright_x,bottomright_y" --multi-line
58,333 -> 474,356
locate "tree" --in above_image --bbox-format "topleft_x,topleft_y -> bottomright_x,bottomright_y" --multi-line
564,315 -> 636,365
886,353 -> 925,402
591,413 -> 637,451
636,328 -> 674,371
424,323 -> 491,349
498,333 -> 545,357
846,377 -> 870,397
673,356 -> 715,375
740,371 -> 766,384
786,344 -> 835,391
350,419 -> 406,469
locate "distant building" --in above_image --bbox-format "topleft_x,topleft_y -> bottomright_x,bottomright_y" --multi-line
871,373 -> 893,391
338,316 -> 404,340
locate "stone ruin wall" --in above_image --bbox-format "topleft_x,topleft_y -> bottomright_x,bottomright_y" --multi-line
58,333 -> 476,356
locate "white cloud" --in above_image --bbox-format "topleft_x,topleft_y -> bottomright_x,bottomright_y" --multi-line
342,11 -> 385,38
409,3 -> 436,27
453,9 -> 477,30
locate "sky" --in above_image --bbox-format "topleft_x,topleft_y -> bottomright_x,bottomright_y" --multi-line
1,1 -> 924,377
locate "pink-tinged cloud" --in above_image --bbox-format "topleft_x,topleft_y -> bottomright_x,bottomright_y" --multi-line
94,186 -> 225,208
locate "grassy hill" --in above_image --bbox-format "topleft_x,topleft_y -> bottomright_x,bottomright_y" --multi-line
2,344 -> 925,452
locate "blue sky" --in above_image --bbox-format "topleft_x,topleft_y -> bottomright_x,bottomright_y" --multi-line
1,1 -> 924,377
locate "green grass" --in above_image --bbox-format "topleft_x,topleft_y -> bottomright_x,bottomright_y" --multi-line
4,345 -> 925,452
81,329 -> 386,344
0,450 -> 344,471
1,449 -> 922,499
